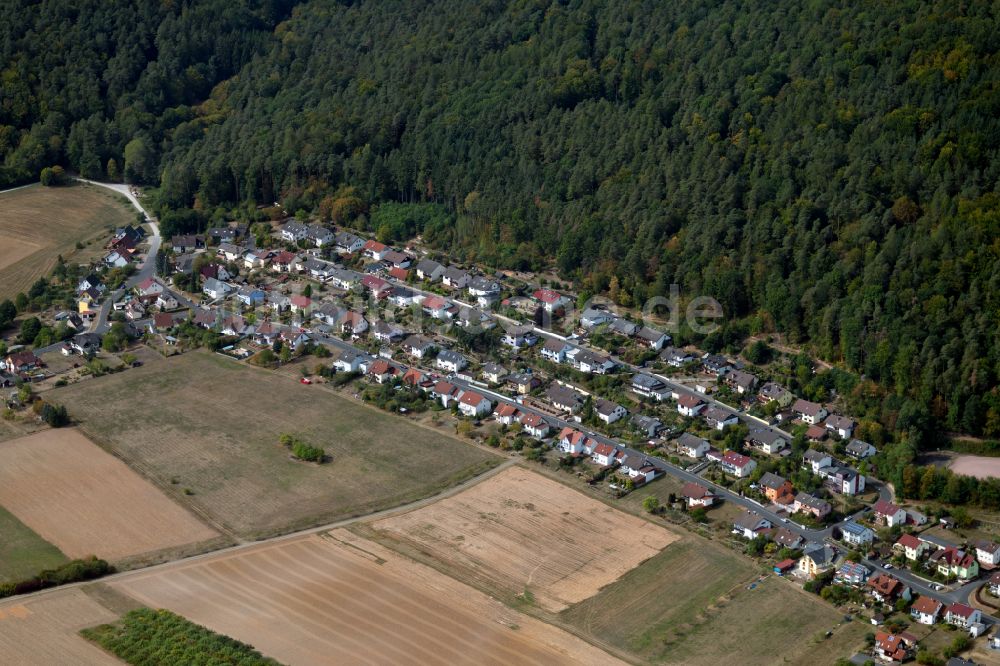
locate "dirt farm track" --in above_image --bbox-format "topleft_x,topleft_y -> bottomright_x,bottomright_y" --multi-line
0,429 -> 218,561
111,530 -> 625,666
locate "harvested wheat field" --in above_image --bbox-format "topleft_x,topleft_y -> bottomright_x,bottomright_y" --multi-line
0,588 -> 119,665
113,530 -> 623,666
369,466 -> 678,612
0,429 -> 218,561
0,183 -> 136,300
950,455 -> 1000,480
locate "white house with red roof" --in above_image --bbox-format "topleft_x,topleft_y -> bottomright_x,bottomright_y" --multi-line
421,294 -> 454,320
874,631 -> 917,662
682,482 -> 716,508
910,596 -> 943,624
494,402 -> 521,425
590,442 -> 617,466
361,274 -> 392,298
895,533 -> 931,561
944,602 -> 981,628
677,394 -> 706,417
338,311 -> 368,336
457,390 -> 491,418
363,239 -> 388,260
557,427 -> 591,455
720,451 -> 756,478
532,288 -> 571,312
136,277 -> 164,297
519,412 -> 550,439
873,499 -> 907,527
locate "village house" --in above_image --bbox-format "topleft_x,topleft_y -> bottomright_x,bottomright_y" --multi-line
732,510 -> 772,539
501,324 -> 537,349
631,373 -> 670,401
541,338 -> 573,363
402,334 -> 436,359
594,398 -> 627,424
636,326 -> 669,350
467,276 -> 501,305
431,380 -> 461,407
759,472 -> 794,503
845,439 -> 877,460
456,306 -> 495,330
824,414 -> 856,439
793,492 -> 832,519
507,372 -> 539,394
334,231 -> 364,254
631,414 -> 663,438
798,544 -> 836,578
281,220 -> 310,242
580,308 -> 615,328
703,406 -> 738,431
171,234 -> 203,253
609,318 -> 638,337
481,363 -> 507,384
457,390 -> 491,418
975,540 -> 1000,567
532,288 -> 571,313
758,381 -> 793,407
546,384 -> 587,413
435,349 -> 467,373
333,349 -> 370,374
720,451 -> 756,478
590,442 -> 618,467
944,603 -> 981,628
573,349 -> 616,374
439,266 -> 469,289
841,521 -> 875,548
363,239 -> 388,259
745,428 -> 788,455
421,294 -> 454,320
874,632 -> 917,663
137,277 -> 165,298
4,351 -> 41,375
724,369 -> 758,394
415,259 -> 445,282
682,482 -> 716,508
835,561 -> 870,586
931,546 -> 979,580
792,399 -> 828,425
202,277 -> 232,299
873,500 -> 908,527
701,354 -> 731,376
822,465 -> 865,495
989,571 -> 1000,596
771,527 -> 804,549
661,346 -> 695,367
371,320 -> 405,343
338,311 -> 368,336
911,596 -> 944,625
677,394 -> 706,417
519,412 -> 550,439
802,449 -> 832,474
362,274 -> 392,298
289,295 -> 312,314
677,432 -> 710,458
557,427 -> 592,455
620,455 -> 658,483
895,534 -> 931,561
867,573 -> 905,604
493,403 -> 521,426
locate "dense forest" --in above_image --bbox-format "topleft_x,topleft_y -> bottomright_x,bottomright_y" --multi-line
3,0 -> 1000,445
0,0 -> 295,186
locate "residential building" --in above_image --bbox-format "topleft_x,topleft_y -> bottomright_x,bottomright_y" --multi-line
911,596 -> 943,625
594,398 -> 627,424
793,492 -> 832,519
532,288 -> 571,312
745,428 -> 788,455
541,338 -> 572,363
493,403 -> 521,426
467,276 -> 501,305
677,394 -> 706,417
931,547 -> 979,580
590,442 -> 617,467
636,326 -> 669,350
835,561 -> 870,585
874,632 -> 917,663
631,414 -> 663,438
720,451 -> 756,478
798,544 -> 836,578
945,603 -> 981,628
661,346 -> 695,367
792,399 -> 828,424
557,427 -> 591,455
732,510 -> 772,539
724,369 -> 758,394
435,349 -> 467,373
631,373 -> 669,401
682,482 -> 715,508
481,363 -> 507,384
803,449 -> 833,474
457,391 -> 491,418
609,318 -> 639,337
5,351 -> 41,375
501,324 -> 536,349
703,406 -> 738,430
620,455 -> 657,483
546,384 -> 587,413
334,231 -> 364,254
758,381 -> 793,407
402,334 -> 436,359
202,277 -> 232,299
415,259 -> 445,282
580,308 -> 615,328
895,534 -> 931,561
873,500 -> 907,527
441,266 -> 469,288
824,414 -> 856,439
677,433 -> 710,459
867,573 -> 903,604
845,439 -> 877,459
976,540 -> 1000,567
701,354 -> 731,376
759,472 -> 794,503
519,412 -> 550,439
507,372 -> 539,394
841,521 -> 875,547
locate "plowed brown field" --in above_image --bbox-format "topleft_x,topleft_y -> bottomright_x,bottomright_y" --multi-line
113,531 -> 623,666
0,589 -> 119,665
370,466 -> 678,611
0,429 -> 218,561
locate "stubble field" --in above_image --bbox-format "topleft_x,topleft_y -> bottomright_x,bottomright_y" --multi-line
113,530 -> 624,666
0,428 -> 218,562
369,466 -> 678,612
50,350 -> 501,538
0,183 -> 136,300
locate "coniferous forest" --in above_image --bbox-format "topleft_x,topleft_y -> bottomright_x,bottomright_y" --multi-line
2,0 -> 1000,449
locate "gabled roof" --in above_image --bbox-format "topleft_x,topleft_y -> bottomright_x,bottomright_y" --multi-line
874,499 -> 902,516
896,533 -> 923,549
532,288 -> 565,304
759,472 -> 788,490
792,398 -> 824,416
911,596 -> 943,615
459,390 -> 487,407
682,482 -> 714,500
946,602 -> 977,619
519,412 -> 546,428
722,451 -> 753,469
677,394 -> 704,409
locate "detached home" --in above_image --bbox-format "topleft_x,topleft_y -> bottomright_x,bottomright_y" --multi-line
720,451 -> 756,478
682,482 -> 716,508
532,288 -> 571,312
792,399 -> 828,425
732,510 -> 772,539
457,391 -> 491,418
677,433 -> 710,458
519,412 -> 550,439
436,349 -> 467,373
677,394 -> 706,417
911,596 -> 943,625
594,398 -> 627,424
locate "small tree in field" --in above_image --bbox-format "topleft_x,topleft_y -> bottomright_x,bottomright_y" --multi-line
642,496 -> 660,514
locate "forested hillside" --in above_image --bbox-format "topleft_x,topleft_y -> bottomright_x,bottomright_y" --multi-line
5,0 -> 1000,442
0,0 -> 296,186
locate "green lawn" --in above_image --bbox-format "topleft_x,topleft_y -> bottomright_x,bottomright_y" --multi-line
0,505 -> 67,583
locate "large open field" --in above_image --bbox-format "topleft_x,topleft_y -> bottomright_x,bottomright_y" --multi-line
0,588 -> 120,665
0,505 -> 67,583
369,466 -> 678,612
50,350 -> 502,538
113,530 -> 624,665
0,183 -> 136,300
950,454 -> 1000,479
560,536 -> 867,665
0,428 -> 219,562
